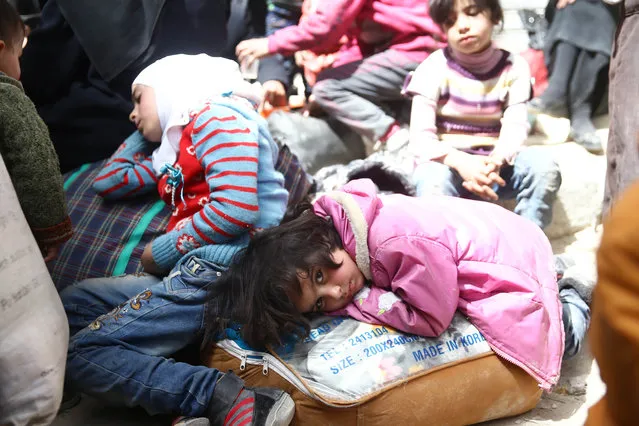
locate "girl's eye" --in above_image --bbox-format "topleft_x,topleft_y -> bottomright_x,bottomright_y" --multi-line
314,269 -> 324,284
315,297 -> 324,312
465,6 -> 480,16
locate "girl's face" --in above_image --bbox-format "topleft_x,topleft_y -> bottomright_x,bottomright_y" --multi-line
294,249 -> 366,313
130,84 -> 162,142
443,0 -> 495,55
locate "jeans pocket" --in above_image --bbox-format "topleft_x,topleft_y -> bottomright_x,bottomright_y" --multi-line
166,257 -> 225,293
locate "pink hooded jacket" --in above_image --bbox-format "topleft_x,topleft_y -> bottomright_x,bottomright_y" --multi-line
313,179 -> 564,390
267,0 -> 446,68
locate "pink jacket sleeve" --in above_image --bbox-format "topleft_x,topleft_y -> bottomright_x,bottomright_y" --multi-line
338,237 -> 460,337
267,0 -> 366,56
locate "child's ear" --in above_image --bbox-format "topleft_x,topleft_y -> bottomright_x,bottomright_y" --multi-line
0,40 -> 5,53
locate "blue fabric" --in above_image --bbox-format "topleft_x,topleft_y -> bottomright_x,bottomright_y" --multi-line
61,256 -> 225,416
412,145 -> 562,229
560,287 -> 591,359
93,98 -> 289,270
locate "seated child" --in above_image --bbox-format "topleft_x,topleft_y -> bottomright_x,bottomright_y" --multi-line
205,179 -> 592,391
406,0 -> 561,229
93,54 -> 289,274
0,0 -> 72,261
62,54 -> 294,425
236,0 -> 446,148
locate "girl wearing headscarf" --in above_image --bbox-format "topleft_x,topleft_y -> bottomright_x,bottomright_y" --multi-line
60,54 -> 294,426
93,54 -> 289,275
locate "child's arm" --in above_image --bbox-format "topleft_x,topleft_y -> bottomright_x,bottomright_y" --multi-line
92,131 -> 158,199
490,56 -> 532,165
0,85 -> 73,254
266,0 -> 366,56
407,53 -> 502,200
336,238 -> 460,337
149,105 -> 261,271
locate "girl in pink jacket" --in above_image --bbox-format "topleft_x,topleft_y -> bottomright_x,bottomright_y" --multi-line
235,0 -> 445,148
207,179 -> 592,391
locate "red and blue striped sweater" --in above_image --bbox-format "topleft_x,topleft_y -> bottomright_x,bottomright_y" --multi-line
93,97 -> 289,270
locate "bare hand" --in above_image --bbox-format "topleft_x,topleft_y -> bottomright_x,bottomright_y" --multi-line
556,0 -> 576,9
446,151 -> 503,201
484,156 -> 507,188
43,245 -> 61,262
236,38 -> 270,65
462,181 -> 499,201
141,242 -> 165,276
262,80 -> 287,108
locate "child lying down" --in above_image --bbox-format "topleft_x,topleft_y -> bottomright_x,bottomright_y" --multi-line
205,178 -> 592,391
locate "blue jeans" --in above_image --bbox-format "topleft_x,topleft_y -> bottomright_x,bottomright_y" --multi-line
413,146 -> 562,229
560,287 -> 591,359
61,256 -> 224,416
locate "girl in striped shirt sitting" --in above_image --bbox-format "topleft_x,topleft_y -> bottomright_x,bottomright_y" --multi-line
406,0 -> 561,230
93,54 -> 289,275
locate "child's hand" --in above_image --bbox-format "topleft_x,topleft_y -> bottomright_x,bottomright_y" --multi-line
236,38 -> 270,66
483,155 -> 507,188
141,242 -> 165,276
43,244 -> 61,262
446,151 -> 503,201
262,80 -> 287,108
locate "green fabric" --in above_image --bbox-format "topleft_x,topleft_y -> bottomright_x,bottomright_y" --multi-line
0,74 -> 70,241
113,199 -> 166,276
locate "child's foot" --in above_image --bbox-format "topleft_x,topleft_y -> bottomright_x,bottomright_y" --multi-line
373,124 -> 410,153
173,417 -> 210,426
560,287 -> 591,359
558,263 -> 596,305
207,372 -> 294,426
570,128 -> 604,155
554,254 -> 576,280
528,96 -> 568,118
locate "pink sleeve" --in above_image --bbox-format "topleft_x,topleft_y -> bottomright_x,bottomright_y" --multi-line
267,0 -> 365,56
337,237 -> 460,337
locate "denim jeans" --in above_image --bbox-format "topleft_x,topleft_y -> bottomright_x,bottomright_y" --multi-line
61,256 -> 224,416
413,146 -> 562,229
560,287 -> 591,359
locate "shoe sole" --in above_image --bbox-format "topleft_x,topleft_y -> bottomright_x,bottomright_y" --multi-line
265,393 -> 295,426
173,418 -> 210,426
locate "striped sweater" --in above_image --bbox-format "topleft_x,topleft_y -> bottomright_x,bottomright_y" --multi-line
406,45 -> 531,163
94,97 -> 289,270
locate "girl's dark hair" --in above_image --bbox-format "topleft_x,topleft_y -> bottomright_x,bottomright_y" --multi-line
203,201 -> 344,349
429,0 -> 503,28
0,0 -> 25,49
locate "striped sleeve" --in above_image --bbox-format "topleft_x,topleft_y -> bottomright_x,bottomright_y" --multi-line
150,104 -> 260,270
93,131 -> 158,199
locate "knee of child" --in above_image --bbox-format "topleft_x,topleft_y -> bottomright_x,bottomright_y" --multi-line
311,78 -> 340,104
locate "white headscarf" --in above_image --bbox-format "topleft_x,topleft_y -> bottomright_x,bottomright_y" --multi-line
132,54 -> 263,174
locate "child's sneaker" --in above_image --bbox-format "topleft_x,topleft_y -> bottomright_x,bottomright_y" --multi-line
373,124 -> 410,153
173,417 -> 210,426
553,253 -> 576,280
207,372 -> 294,426
558,263 -> 596,305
